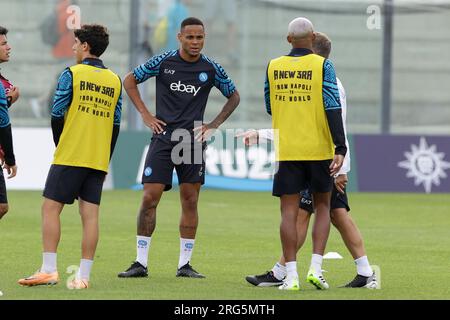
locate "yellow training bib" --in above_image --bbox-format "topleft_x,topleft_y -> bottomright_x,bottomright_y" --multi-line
268,54 -> 334,161
53,64 -> 121,172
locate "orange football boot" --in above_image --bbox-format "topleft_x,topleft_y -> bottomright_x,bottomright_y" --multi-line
18,271 -> 59,286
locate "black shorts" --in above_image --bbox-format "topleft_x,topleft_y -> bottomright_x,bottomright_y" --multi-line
299,186 -> 350,214
272,160 -> 333,197
0,170 -> 7,203
43,165 -> 106,205
142,137 -> 206,191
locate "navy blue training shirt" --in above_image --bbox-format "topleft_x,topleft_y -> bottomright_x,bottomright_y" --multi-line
133,50 -> 236,134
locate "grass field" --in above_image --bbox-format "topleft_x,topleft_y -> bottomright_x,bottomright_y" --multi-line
0,190 -> 449,300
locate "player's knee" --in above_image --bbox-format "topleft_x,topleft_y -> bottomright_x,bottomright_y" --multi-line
330,209 -> 348,229
0,204 -> 9,219
330,212 -> 339,227
181,194 -> 199,211
142,193 -> 159,209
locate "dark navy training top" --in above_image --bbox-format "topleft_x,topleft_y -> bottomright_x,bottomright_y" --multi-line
133,50 -> 236,133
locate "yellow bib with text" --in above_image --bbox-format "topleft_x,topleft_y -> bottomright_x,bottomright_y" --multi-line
53,64 -> 121,172
268,54 -> 334,161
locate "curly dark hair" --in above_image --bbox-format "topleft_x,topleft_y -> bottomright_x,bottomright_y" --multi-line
74,24 -> 109,57
0,26 -> 8,36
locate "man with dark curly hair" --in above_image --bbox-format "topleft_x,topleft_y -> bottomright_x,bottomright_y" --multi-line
19,24 -> 122,290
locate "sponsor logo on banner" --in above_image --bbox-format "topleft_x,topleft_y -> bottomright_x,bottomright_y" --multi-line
398,137 -> 450,193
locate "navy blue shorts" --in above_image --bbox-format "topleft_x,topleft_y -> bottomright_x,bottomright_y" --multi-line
142,137 -> 206,191
299,186 -> 350,214
273,160 -> 333,197
43,165 -> 106,205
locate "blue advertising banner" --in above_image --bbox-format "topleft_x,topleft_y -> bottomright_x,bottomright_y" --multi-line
129,130 -> 278,191
113,132 -> 449,193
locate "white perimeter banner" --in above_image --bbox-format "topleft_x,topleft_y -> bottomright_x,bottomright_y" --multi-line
5,128 -> 113,190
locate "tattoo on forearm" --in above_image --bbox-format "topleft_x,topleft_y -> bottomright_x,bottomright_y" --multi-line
211,93 -> 239,128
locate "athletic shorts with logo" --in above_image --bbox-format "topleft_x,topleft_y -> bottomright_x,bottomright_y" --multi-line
142,135 -> 206,191
43,164 -> 106,205
273,160 -> 333,197
300,186 -> 351,214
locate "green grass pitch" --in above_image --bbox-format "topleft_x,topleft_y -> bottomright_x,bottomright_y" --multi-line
0,190 -> 449,300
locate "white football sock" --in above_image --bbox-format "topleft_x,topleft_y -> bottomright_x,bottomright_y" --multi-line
136,236 -> 151,267
285,261 -> 298,280
41,252 -> 57,273
271,262 -> 286,280
355,256 -> 373,277
178,238 -> 195,269
310,254 -> 323,275
77,259 -> 93,280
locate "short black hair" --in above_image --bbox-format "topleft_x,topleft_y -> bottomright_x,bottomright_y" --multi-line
74,24 -> 109,57
0,26 -> 8,36
180,17 -> 204,31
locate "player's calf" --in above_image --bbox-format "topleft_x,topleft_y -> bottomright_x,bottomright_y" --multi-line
0,203 -> 8,219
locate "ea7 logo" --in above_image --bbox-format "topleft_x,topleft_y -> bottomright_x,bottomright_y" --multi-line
170,81 -> 201,96
164,69 -> 175,75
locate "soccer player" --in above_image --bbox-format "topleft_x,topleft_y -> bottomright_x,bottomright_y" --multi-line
241,32 -> 377,289
18,24 -> 122,289
0,26 -> 19,220
264,18 -> 346,290
118,17 -> 240,279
